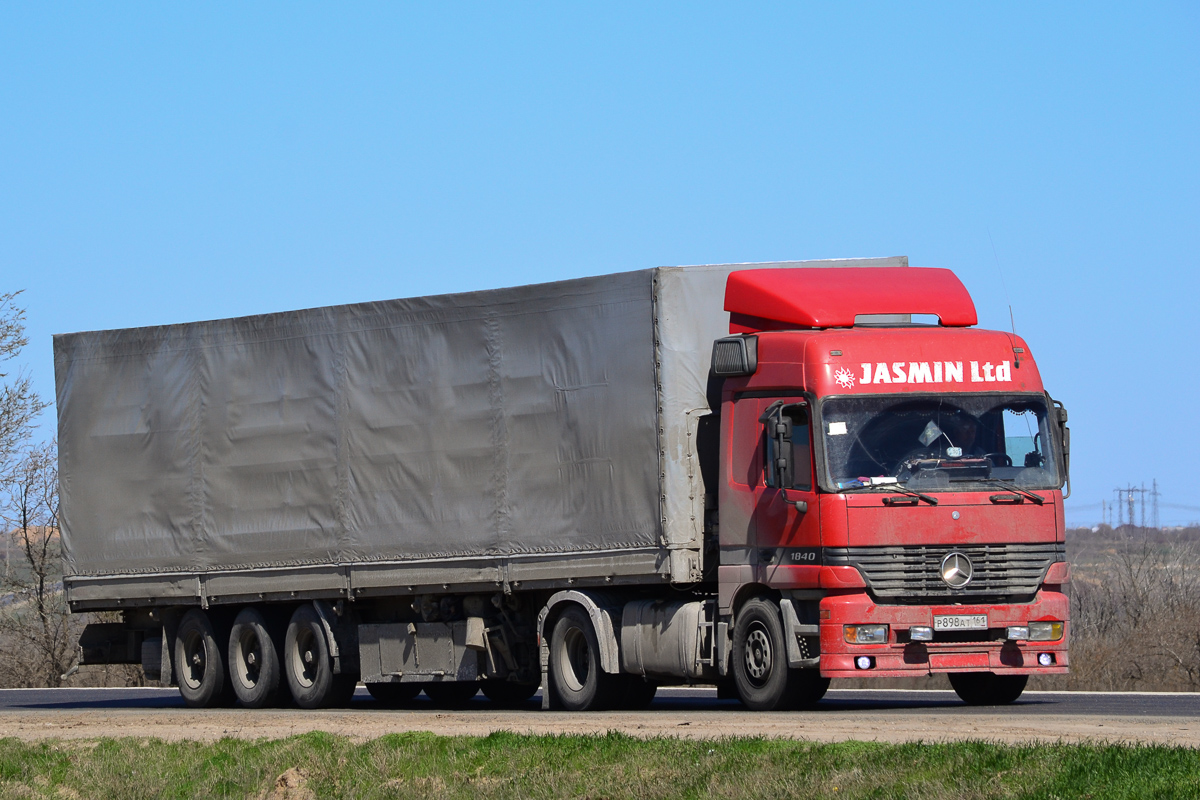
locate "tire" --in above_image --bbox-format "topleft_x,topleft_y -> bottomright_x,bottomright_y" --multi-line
284,604 -> 342,709
228,607 -> 283,708
949,672 -> 1028,706
331,675 -> 360,707
549,606 -> 618,711
367,682 -> 422,707
175,609 -> 235,708
733,597 -> 799,711
481,680 -> 539,708
422,681 -> 479,707
614,676 -> 658,710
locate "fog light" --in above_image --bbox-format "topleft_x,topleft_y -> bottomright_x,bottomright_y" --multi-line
910,626 -> 933,642
844,625 -> 888,644
1006,626 -> 1029,641
855,656 -> 874,670
1038,652 -> 1055,666
1029,621 -> 1064,641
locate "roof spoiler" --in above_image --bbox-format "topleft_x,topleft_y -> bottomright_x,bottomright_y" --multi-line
725,267 -> 977,333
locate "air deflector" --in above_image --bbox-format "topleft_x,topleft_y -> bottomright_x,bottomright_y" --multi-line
725,267 -> 977,332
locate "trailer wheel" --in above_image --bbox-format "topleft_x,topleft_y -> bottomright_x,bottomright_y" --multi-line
284,604 -> 342,709
175,609 -> 234,708
228,607 -> 283,708
949,672 -> 1028,705
481,680 -> 539,707
422,681 -> 479,708
367,682 -> 421,707
732,597 -> 799,711
548,606 -> 617,711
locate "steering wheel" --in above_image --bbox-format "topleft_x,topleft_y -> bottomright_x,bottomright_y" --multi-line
984,452 -> 1012,467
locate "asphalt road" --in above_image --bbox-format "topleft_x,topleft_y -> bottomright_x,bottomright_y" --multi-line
2,685 -> 1197,718
1,686 -> 1196,745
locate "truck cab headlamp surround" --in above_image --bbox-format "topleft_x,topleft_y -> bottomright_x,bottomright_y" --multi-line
1028,621 -> 1064,641
844,624 -> 888,644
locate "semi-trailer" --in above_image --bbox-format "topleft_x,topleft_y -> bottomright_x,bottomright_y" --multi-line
57,256 -> 1071,710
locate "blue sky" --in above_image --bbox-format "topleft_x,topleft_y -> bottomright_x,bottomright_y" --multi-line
2,4 -> 1197,526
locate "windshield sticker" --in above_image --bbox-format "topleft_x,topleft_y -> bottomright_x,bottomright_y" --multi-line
858,361 -> 1012,386
828,421 -> 848,436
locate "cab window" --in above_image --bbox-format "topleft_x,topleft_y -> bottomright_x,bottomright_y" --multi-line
731,398 -> 766,487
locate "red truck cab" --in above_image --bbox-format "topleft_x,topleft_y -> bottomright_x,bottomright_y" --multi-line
713,267 -> 1070,708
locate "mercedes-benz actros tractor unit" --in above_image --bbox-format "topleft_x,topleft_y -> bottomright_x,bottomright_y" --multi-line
58,257 -> 1070,710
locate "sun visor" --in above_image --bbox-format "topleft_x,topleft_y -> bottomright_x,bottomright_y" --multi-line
725,267 -> 978,332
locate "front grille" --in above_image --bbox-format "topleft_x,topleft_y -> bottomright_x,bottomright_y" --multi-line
898,628 -> 1008,644
824,542 -> 1064,605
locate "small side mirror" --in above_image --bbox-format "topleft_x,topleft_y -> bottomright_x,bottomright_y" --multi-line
782,488 -> 808,514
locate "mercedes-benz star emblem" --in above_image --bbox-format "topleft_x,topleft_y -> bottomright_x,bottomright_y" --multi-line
940,552 -> 974,588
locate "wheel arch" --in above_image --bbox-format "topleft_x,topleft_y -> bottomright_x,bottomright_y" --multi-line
727,583 -> 780,619
536,590 -> 623,710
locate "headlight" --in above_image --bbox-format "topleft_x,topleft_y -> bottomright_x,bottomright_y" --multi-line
1006,626 -> 1029,641
1029,621 -> 1063,641
844,624 -> 888,644
909,626 -> 933,642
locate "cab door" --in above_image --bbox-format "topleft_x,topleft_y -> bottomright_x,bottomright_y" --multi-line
755,400 -> 821,576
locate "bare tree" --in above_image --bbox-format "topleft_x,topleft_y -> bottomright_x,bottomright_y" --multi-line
0,291 -> 47,474
0,441 -> 77,686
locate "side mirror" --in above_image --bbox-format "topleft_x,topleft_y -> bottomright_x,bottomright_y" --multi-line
1052,398 -> 1070,497
760,401 -> 793,488
782,488 -> 808,513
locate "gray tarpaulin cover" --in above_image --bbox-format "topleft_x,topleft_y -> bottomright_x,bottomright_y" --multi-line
55,259 -> 904,582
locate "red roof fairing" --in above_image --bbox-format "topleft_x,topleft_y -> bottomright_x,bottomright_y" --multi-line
725,267 -> 978,331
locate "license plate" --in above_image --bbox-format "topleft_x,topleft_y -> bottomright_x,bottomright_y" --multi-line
933,614 -> 988,631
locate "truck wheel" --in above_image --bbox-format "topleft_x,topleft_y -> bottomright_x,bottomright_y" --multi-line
481,680 -> 539,707
331,675 -> 360,706
614,676 -> 658,710
284,604 -> 341,709
732,598 -> 798,711
422,682 -> 479,707
949,672 -> 1028,705
175,609 -> 234,708
228,607 -> 283,708
367,682 -> 422,707
549,606 -> 617,711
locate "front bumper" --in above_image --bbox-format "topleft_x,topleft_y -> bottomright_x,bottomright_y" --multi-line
818,589 -> 1070,678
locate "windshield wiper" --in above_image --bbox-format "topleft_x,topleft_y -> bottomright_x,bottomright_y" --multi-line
985,479 -> 1045,505
848,482 -> 939,506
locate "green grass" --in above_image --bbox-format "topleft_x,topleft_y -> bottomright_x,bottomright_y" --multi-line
0,732 -> 1195,799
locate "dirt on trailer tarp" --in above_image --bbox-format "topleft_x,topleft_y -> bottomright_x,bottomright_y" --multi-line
0,705 -> 1194,747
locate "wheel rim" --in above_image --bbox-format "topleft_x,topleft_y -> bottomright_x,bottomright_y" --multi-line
744,622 -> 773,686
180,628 -> 207,690
290,625 -> 319,689
234,628 -> 263,690
558,625 -> 590,692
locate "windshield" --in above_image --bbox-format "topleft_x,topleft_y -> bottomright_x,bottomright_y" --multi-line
820,393 -> 1060,491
